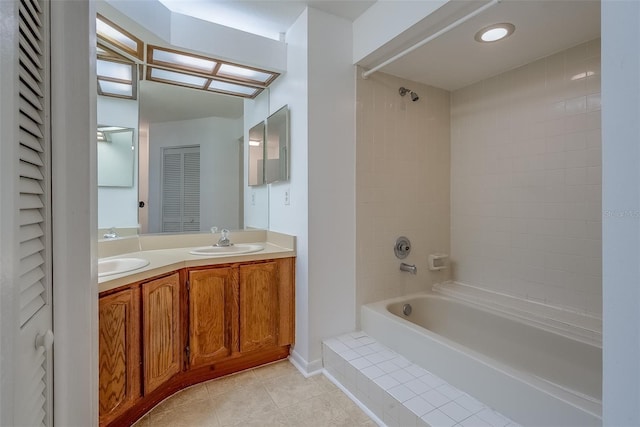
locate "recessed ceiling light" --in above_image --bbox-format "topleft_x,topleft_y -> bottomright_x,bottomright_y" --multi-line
474,23 -> 515,43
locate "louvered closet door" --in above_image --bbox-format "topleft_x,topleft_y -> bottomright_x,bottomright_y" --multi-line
161,146 -> 200,232
15,0 -> 54,425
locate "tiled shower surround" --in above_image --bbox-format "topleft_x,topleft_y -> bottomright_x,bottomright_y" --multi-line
451,39 -> 602,315
356,38 -> 601,318
356,71 -> 452,311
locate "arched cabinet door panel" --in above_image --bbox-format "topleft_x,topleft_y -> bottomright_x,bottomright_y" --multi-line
239,258 -> 295,352
98,288 -> 141,425
142,273 -> 181,394
188,267 -> 238,367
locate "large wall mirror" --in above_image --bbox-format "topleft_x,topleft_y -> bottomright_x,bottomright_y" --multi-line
140,80 -> 247,234
96,2 -> 271,236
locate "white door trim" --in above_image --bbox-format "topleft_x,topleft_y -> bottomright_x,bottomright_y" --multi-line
50,1 -> 97,426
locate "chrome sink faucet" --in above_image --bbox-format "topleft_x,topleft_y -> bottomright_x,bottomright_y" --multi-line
215,229 -> 232,247
103,227 -> 118,239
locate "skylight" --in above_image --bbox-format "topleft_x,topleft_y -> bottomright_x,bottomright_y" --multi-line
147,45 -> 276,98
148,68 -> 208,88
97,59 -> 132,81
98,80 -> 133,98
207,80 -> 259,97
217,63 -> 273,84
96,42 -> 137,100
151,49 -> 217,74
96,16 -> 279,100
96,14 -> 143,59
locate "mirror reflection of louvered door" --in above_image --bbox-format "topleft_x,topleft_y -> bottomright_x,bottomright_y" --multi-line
161,146 -> 200,232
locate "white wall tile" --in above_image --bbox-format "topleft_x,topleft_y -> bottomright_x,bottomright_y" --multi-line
451,39 -> 601,315
356,71 -> 451,318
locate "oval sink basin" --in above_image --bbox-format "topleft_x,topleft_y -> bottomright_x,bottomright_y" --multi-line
98,257 -> 150,277
189,243 -> 265,256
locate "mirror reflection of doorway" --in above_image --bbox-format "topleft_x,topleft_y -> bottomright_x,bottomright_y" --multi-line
161,145 -> 200,232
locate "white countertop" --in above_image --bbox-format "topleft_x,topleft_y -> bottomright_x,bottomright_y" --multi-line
98,230 -> 295,293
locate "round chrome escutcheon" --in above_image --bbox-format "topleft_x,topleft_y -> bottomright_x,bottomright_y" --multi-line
402,303 -> 412,316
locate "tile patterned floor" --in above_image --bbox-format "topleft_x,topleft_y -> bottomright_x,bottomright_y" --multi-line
132,360 -> 377,427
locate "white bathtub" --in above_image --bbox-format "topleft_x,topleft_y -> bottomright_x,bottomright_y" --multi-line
361,292 -> 602,426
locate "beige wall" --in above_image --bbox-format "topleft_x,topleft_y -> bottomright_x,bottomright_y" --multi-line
356,71 -> 451,314
451,39 -> 602,315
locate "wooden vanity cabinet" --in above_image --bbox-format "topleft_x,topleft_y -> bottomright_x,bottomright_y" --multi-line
187,258 -> 295,367
99,257 -> 295,427
238,258 -> 295,351
98,287 -> 141,426
188,266 -> 238,367
141,273 -> 181,394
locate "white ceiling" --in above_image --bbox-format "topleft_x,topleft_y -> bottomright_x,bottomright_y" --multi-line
158,0 -> 375,40
135,0 -> 600,123
367,0 -> 601,91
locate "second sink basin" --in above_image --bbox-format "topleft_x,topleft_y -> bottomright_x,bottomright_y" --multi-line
189,243 -> 265,256
98,257 -> 150,277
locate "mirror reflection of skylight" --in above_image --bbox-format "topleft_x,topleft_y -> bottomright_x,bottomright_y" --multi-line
98,80 -> 133,97
208,80 -> 257,96
150,68 -> 208,87
96,17 -> 138,52
97,59 -> 132,81
152,49 -> 217,73
217,63 -> 273,83
98,126 -> 128,132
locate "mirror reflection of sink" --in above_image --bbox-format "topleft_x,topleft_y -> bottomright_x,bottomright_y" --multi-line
98,257 -> 150,277
189,243 -> 265,256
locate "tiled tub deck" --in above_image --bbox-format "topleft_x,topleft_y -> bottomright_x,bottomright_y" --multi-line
323,332 -> 520,427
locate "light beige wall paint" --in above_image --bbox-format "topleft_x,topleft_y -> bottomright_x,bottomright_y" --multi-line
356,71 -> 451,314
451,39 -> 602,315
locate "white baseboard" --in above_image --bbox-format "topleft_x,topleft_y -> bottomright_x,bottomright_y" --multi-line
288,350 -> 323,377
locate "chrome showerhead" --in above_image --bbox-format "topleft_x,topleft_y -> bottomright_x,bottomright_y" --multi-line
399,86 -> 419,102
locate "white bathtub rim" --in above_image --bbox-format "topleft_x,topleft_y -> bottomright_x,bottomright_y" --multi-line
434,281 -> 602,347
362,295 -> 602,420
